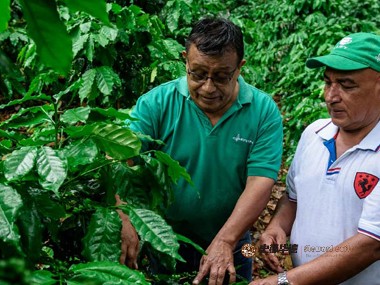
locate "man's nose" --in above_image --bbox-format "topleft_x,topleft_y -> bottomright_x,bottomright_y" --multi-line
325,84 -> 341,103
201,77 -> 217,92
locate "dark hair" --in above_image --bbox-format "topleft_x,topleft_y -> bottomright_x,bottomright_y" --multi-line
185,17 -> 244,64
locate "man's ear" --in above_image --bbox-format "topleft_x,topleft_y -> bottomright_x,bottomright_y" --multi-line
182,51 -> 187,59
239,59 -> 247,69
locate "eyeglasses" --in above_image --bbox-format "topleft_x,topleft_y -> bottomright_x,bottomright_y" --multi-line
187,66 -> 237,86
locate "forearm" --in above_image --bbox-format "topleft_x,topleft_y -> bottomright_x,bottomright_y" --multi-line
265,194 -> 296,236
115,195 -> 139,268
287,233 -> 380,285
214,176 -> 274,248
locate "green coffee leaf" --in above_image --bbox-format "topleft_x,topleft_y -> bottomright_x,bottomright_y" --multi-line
64,139 -> 99,168
64,0 -> 109,25
155,151 -> 193,185
0,0 -> 10,32
19,0 -> 72,74
68,261 -> 149,285
79,69 -> 97,102
0,183 -> 22,249
36,147 -> 67,194
96,66 -> 121,96
61,106 -> 91,125
82,208 -> 121,262
127,207 -> 184,262
29,270 -> 56,285
4,146 -> 37,181
91,123 -> 141,160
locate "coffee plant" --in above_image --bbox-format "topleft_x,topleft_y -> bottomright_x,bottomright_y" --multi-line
0,0 -> 379,283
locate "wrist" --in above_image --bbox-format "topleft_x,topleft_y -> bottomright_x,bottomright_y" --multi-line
213,230 -> 241,249
266,222 -> 286,233
278,271 -> 292,285
211,236 -> 236,249
263,224 -> 289,243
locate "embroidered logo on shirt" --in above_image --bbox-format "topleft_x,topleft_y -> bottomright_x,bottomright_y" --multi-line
232,134 -> 254,145
354,172 -> 379,199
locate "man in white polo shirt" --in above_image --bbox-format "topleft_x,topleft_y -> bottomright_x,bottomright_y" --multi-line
251,32 -> 380,284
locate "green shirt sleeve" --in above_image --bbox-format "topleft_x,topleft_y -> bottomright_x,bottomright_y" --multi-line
246,90 -> 283,181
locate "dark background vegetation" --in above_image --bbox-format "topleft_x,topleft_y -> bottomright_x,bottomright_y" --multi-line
0,0 -> 379,284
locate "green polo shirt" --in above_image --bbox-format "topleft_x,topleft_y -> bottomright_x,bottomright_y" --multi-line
129,76 -> 283,245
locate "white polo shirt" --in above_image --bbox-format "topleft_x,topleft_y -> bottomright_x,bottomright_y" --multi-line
288,119 -> 380,284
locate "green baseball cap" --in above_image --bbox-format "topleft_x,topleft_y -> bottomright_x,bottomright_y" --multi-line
306,32 -> 380,72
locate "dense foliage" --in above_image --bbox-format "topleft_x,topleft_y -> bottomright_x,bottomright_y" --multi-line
240,0 -> 380,164
0,0 -> 379,284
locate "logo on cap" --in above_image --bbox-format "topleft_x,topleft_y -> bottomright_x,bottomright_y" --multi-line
335,37 -> 352,49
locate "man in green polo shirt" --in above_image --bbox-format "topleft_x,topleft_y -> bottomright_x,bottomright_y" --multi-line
120,17 -> 283,284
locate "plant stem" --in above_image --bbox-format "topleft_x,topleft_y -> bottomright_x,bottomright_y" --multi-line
53,103 -> 60,148
61,160 -> 115,188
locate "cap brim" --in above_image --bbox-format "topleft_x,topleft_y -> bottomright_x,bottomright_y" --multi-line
306,54 -> 368,70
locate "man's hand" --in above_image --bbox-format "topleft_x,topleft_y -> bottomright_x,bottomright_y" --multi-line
193,239 -> 236,285
115,194 -> 139,269
258,227 -> 287,273
249,275 -> 277,285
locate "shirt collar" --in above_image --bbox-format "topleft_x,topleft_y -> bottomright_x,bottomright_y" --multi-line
177,76 -> 189,98
360,120 -> 380,151
236,76 -> 253,104
316,120 -> 338,140
316,119 -> 380,151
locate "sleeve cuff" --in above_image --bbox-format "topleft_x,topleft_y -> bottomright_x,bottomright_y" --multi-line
358,227 -> 380,241
286,192 -> 297,203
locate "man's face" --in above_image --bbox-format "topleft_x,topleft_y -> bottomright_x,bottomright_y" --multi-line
323,67 -> 380,132
183,44 -> 245,117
